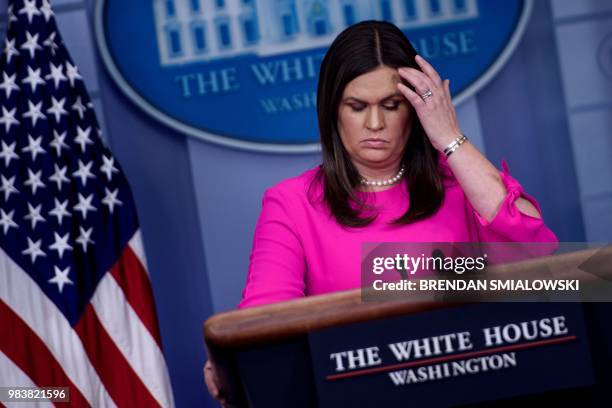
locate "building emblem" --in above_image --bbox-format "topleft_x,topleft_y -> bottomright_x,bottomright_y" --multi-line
95,0 -> 532,152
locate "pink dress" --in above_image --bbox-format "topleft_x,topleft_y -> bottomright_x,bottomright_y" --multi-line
238,154 -> 558,308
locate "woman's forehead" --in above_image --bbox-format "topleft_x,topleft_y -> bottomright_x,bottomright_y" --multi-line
342,66 -> 402,102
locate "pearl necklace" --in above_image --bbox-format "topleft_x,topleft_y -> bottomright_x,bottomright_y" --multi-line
360,165 -> 406,187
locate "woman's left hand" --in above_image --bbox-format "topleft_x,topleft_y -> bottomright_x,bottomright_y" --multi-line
396,55 -> 462,152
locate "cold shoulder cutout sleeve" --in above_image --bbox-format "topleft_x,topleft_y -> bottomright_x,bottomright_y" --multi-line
467,160 -> 558,245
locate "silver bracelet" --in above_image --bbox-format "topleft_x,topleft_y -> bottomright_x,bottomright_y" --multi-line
443,134 -> 468,157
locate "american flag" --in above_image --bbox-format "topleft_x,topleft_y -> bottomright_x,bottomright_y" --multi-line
0,1 -> 174,406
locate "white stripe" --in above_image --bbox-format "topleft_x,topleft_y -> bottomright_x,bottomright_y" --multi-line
91,273 -> 174,408
128,230 -> 149,272
0,351 -> 53,408
0,249 -> 117,408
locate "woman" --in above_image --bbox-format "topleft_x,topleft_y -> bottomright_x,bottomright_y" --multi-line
237,20 -> 556,308
206,20 -> 557,400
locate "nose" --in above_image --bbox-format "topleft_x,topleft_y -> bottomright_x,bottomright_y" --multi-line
365,106 -> 385,131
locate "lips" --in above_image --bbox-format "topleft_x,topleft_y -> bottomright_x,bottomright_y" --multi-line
361,138 -> 388,148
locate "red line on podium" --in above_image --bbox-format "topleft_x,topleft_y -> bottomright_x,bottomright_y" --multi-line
326,335 -> 577,381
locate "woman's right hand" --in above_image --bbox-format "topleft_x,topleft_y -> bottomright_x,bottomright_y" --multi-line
204,359 -> 227,405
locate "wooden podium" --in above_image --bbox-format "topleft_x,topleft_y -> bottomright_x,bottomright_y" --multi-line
204,246 -> 612,407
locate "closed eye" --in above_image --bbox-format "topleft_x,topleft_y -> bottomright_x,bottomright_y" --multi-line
383,102 -> 401,111
349,104 -> 366,112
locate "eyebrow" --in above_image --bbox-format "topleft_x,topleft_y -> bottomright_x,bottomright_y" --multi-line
342,92 -> 403,104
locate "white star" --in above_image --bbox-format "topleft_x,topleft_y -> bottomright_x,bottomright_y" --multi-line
71,96 -> 87,119
24,168 -> 46,195
100,155 -> 119,181
21,134 -> 46,161
43,32 -> 59,56
0,141 -> 19,167
22,237 -> 46,264
0,175 -> 18,201
45,63 -> 67,89
4,38 -> 19,64
72,160 -> 95,186
49,130 -> 68,156
76,226 -> 95,252
22,66 -> 46,93
65,62 -> 83,87
49,232 -> 73,259
0,106 -> 19,133
47,97 -> 67,123
74,125 -> 93,152
24,202 -> 45,229
0,209 -> 18,235
7,4 -> 18,25
73,193 -> 96,220
20,31 -> 42,59
23,100 -> 47,127
48,266 -> 73,293
18,0 -> 41,24
0,72 -> 20,98
40,0 -> 54,22
49,198 -> 71,225
102,188 -> 123,214
49,164 -> 70,191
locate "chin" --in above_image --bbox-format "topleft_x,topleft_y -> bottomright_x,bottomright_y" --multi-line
359,150 -> 392,164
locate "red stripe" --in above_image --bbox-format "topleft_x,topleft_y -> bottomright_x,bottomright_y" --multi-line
73,304 -> 160,408
0,300 -> 90,408
327,335 -> 577,380
109,245 -> 162,347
